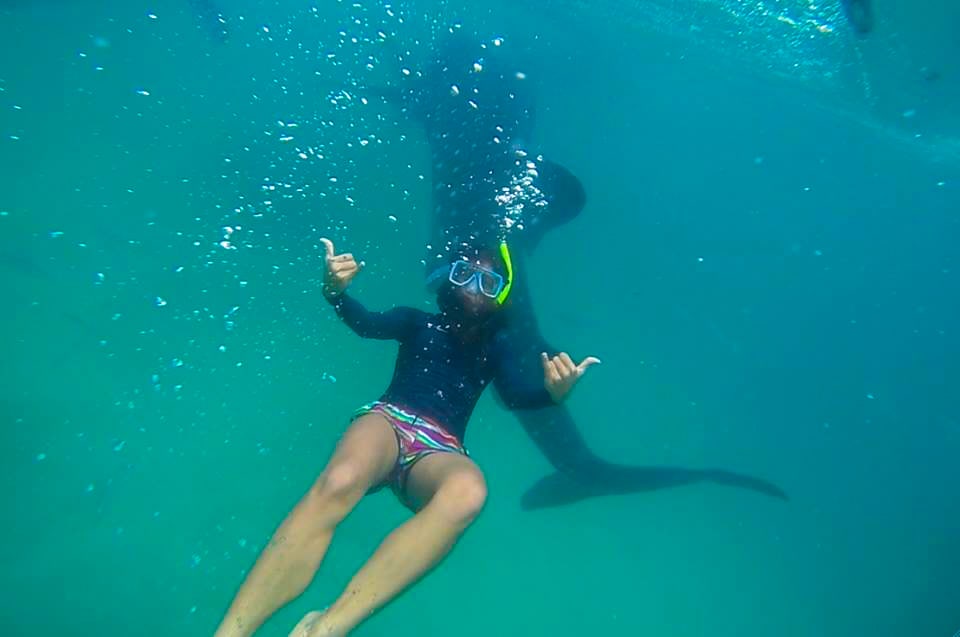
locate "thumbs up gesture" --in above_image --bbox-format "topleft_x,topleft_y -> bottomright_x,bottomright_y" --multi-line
320,237 -> 361,299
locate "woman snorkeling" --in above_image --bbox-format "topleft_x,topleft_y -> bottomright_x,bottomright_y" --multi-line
213,237 -> 599,637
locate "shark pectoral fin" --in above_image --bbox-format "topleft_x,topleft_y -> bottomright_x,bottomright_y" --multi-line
521,472 -> 595,511
705,470 -> 790,501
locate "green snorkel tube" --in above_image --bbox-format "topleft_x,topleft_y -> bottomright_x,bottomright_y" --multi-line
495,240 -> 514,305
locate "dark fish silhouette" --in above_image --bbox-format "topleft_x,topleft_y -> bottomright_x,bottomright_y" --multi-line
391,31 -> 789,509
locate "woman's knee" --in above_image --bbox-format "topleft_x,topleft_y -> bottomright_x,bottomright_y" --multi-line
308,461 -> 370,514
432,471 -> 488,526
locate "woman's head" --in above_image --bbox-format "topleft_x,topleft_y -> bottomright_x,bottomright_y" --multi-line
430,241 -> 514,321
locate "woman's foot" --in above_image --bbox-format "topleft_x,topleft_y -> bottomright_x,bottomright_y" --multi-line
288,610 -> 346,637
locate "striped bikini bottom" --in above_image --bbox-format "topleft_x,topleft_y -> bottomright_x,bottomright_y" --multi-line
351,401 -> 468,504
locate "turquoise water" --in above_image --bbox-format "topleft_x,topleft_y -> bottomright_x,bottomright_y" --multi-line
2,1 -> 959,635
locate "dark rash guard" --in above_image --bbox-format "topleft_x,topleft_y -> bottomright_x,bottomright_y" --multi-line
328,292 -> 552,442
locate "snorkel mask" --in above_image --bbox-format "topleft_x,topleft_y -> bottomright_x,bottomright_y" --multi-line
427,241 -> 514,306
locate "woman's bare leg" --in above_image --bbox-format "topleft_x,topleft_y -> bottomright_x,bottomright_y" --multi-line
289,452 -> 487,637
213,414 -> 399,637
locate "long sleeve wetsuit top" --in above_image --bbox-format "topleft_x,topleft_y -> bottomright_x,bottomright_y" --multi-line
328,292 -> 553,443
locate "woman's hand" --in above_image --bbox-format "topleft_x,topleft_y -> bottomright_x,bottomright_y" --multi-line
320,237 -> 361,298
541,352 -> 600,403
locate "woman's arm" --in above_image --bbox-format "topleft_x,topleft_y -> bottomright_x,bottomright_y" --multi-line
327,293 -> 420,341
320,236 -> 423,341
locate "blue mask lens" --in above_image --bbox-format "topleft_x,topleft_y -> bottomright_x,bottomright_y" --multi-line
448,261 -> 504,298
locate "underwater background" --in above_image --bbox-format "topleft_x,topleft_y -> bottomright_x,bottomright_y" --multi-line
2,0 -> 958,635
